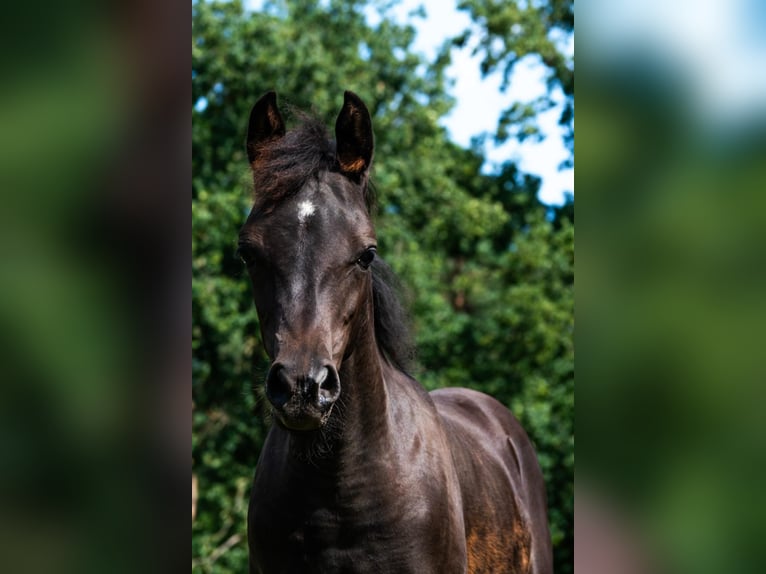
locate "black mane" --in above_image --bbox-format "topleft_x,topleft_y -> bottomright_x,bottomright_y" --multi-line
371,257 -> 414,373
251,112 -> 375,213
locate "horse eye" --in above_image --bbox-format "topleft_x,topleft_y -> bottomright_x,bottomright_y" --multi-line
356,247 -> 376,270
237,246 -> 256,268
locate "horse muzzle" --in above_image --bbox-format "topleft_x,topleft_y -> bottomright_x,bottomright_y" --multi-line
265,362 -> 341,431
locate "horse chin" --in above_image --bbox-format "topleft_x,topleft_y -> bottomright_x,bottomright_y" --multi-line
274,404 -> 331,432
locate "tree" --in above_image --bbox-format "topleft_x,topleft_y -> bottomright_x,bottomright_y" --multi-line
455,0 -> 574,163
192,1 -> 573,572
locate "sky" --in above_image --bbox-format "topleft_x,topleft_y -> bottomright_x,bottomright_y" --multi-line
584,0 -> 766,130
374,0 -> 573,206
244,0 -> 575,205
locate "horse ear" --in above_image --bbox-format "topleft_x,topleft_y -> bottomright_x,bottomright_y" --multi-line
247,91 -> 285,164
335,91 -> 373,178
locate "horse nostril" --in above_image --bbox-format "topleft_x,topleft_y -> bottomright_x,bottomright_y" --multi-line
265,364 -> 292,408
314,367 -> 328,387
317,365 -> 340,407
266,363 -> 340,411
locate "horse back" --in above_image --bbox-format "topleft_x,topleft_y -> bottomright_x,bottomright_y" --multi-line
431,387 -> 553,574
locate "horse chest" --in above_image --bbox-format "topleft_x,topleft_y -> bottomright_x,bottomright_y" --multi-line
249,477 -> 464,574
252,506 -> 412,573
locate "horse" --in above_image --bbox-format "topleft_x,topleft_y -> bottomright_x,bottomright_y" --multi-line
239,91 -> 553,574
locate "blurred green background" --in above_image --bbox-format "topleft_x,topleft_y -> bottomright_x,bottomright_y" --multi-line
577,1 -> 766,573
192,0 -> 574,572
0,0 -> 187,572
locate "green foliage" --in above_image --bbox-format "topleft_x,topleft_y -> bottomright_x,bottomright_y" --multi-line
192,1 -> 573,572
456,0 -> 574,160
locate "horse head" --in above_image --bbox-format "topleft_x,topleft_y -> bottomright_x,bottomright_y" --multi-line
239,91 -> 376,431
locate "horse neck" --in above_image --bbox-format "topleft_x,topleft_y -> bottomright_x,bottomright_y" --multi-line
336,300 -> 391,446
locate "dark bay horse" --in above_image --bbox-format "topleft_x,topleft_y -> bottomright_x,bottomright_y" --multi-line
239,91 -> 552,574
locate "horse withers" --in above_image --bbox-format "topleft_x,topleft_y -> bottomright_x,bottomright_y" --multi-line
239,91 -> 553,573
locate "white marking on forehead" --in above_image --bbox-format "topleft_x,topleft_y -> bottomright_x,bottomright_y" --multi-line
297,200 -> 316,223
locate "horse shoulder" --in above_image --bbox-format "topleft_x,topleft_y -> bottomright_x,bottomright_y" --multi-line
430,387 -> 553,574
383,374 -> 470,570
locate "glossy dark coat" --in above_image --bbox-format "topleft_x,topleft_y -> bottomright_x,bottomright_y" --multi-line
239,91 -> 553,574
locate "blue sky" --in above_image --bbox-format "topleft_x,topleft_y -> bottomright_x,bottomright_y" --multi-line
375,0 -> 573,205
244,0 -> 574,205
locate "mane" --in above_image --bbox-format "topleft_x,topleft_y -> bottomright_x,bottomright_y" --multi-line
251,111 -> 375,213
371,257 -> 414,373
